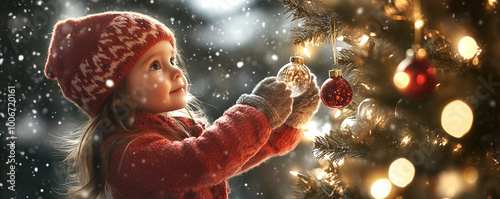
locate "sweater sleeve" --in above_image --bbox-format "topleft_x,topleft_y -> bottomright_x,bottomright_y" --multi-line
107,104 -> 272,193
233,124 -> 302,176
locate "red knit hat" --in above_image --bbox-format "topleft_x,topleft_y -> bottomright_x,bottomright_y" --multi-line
44,11 -> 175,118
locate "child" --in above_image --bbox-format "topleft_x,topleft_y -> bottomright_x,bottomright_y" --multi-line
45,11 -> 320,199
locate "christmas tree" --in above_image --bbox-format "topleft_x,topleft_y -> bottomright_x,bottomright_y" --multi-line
279,0 -> 500,198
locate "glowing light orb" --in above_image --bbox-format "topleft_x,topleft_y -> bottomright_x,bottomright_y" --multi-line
371,178 -> 392,199
303,120 -> 318,141
458,36 -> 478,59
289,171 -> 299,176
463,166 -> 479,184
303,47 -> 311,58
394,72 -> 410,89
388,158 -> 415,187
441,100 -> 474,138
414,20 -> 424,29
360,35 -> 369,46
437,170 -> 463,198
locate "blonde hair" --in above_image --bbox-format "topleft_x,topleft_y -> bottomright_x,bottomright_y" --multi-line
52,51 -> 206,199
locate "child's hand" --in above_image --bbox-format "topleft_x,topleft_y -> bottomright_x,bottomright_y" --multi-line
284,75 -> 320,129
237,77 -> 293,129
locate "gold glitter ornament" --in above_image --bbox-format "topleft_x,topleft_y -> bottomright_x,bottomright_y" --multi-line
277,55 -> 312,97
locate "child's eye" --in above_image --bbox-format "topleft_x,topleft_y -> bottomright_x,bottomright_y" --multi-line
170,58 -> 176,66
149,61 -> 161,71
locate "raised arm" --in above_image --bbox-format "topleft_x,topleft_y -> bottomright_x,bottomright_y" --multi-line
105,77 -> 293,193
234,76 -> 320,175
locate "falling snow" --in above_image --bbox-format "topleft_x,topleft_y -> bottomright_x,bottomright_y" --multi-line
2,1 -> 318,198
271,54 -> 278,61
106,79 -> 114,87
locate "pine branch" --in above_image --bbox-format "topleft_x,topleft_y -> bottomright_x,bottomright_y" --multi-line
292,165 -> 364,199
280,0 -> 471,77
292,172 -> 334,199
313,130 -> 370,163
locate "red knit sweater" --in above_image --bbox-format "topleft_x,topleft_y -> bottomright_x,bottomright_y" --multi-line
101,104 -> 301,199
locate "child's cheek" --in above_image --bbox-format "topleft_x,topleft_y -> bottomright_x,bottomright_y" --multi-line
149,81 -> 170,103
141,74 -> 162,89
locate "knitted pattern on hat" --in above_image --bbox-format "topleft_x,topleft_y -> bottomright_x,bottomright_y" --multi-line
44,11 -> 175,118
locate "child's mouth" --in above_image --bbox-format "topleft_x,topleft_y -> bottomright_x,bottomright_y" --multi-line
170,87 -> 184,93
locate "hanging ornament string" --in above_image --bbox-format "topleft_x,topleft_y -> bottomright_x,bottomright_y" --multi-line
413,0 -> 422,51
320,19 -> 353,109
332,20 -> 337,66
296,12 -> 301,55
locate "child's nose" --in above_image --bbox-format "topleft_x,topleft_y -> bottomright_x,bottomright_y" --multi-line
171,67 -> 183,80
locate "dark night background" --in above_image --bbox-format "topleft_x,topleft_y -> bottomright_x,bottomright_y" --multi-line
0,0 -> 338,198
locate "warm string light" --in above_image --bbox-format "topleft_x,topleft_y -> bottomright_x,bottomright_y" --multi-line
371,178 -> 392,199
401,135 -> 411,146
333,109 -> 342,118
458,36 -> 479,59
303,47 -> 311,58
388,158 -> 415,187
463,166 -> 479,184
414,19 -> 424,29
359,35 -> 369,46
393,72 -> 410,89
436,170 -> 464,198
311,168 -> 326,180
303,130 -> 316,141
303,120 -> 330,141
489,0 -> 497,6
303,120 -> 317,141
441,100 -> 474,138
289,170 -> 309,183
453,143 -> 462,153
435,137 -> 448,146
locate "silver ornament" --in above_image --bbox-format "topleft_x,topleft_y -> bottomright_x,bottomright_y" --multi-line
356,98 -> 386,129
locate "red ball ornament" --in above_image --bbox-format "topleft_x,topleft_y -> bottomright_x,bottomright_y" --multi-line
321,69 -> 353,109
394,49 -> 437,99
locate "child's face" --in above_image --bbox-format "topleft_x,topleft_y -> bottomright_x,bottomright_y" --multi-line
125,40 -> 188,114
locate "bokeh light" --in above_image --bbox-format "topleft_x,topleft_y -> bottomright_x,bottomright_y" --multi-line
303,120 -> 317,141
371,178 -> 392,199
458,36 -> 478,59
303,47 -> 311,58
463,166 -> 479,184
360,35 -> 369,45
414,20 -> 424,29
441,100 -> 474,138
488,0 -> 497,7
388,158 -> 415,187
436,170 -> 464,198
394,72 -> 410,89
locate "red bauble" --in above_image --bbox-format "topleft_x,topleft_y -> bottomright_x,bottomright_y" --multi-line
320,70 -> 353,109
394,49 -> 437,99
